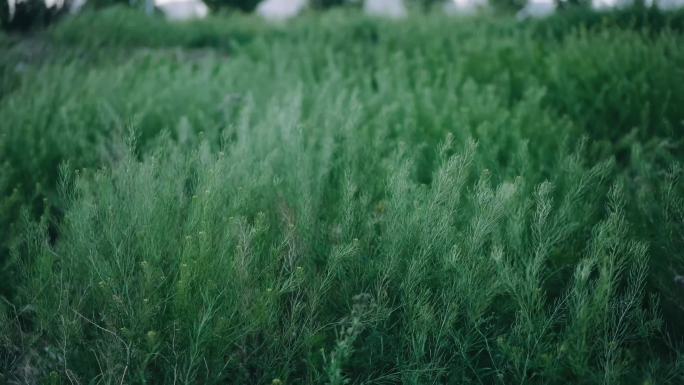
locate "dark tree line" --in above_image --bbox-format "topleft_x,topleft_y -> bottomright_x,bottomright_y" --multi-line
1,0 -> 68,31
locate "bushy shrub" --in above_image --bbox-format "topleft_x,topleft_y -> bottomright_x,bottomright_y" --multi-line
8,92 -> 666,384
531,5 -> 684,38
1,8 -> 683,384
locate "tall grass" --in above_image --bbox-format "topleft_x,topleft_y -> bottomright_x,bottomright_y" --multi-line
1,7 -> 683,384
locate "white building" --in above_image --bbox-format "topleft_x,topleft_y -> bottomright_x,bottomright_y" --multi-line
363,0 -> 407,19
444,0 -> 489,15
156,0 -> 208,21
256,0 -> 308,21
516,0 -> 556,19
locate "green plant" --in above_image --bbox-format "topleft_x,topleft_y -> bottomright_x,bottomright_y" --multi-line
1,7 -> 683,384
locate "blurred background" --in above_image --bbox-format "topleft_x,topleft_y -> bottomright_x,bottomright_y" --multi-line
2,0 -> 683,31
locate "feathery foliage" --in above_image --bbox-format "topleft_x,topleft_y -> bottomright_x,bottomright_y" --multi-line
1,7 -> 683,384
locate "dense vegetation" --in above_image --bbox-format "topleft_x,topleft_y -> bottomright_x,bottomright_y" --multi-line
1,6 -> 684,384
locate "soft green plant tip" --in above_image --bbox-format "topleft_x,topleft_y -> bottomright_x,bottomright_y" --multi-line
147,330 -> 158,345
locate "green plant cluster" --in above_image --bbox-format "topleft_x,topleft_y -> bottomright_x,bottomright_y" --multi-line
1,6 -> 683,385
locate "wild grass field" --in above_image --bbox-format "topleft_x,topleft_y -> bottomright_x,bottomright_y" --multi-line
1,6 -> 684,384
